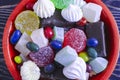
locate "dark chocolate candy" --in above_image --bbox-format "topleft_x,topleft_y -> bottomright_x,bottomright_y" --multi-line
40,9 -> 76,27
85,21 -> 107,57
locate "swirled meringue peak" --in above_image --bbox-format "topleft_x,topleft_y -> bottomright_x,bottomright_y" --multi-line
63,57 -> 87,80
33,0 -> 55,18
61,4 -> 83,22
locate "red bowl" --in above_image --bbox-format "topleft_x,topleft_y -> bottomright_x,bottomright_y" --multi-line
2,0 -> 120,80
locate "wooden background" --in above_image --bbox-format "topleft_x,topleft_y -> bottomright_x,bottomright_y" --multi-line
0,0 -> 120,80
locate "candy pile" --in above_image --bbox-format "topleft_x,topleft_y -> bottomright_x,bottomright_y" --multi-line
10,0 -> 108,80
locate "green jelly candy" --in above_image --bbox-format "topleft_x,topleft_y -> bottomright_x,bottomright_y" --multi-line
14,56 -> 22,64
87,48 -> 98,58
79,52 -> 89,62
51,0 -> 73,9
26,42 -> 39,52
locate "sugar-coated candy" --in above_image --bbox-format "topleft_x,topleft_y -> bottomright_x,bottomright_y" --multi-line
31,28 -> 48,48
61,4 -> 83,22
29,46 -> 54,67
44,26 -> 54,39
50,40 -> 62,51
89,57 -> 108,74
76,17 -> 87,27
63,57 -> 86,80
51,0 -> 73,9
87,38 -> 98,47
54,46 -> 78,66
26,42 -> 39,52
85,21 -> 106,57
63,28 -> 87,53
14,56 -> 23,64
44,63 -> 55,74
15,10 -> 40,35
53,26 -> 64,42
15,32 -> 31,57
10,30 -> 22,45
33,0 -> 55,18
82,3 -> 102,22
20,61 -> 40,80
78,52 -> 89,62
87,48 -> 98,58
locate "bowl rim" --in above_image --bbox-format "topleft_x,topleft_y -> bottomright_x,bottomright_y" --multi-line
2,0 -> 120,80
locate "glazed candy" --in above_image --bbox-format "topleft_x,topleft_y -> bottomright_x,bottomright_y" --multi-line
15,10 -> 40,35
33,0 -> 55,18
63,57 -> 86,80
15,32 -> 31,57
50,40 -> 62,51
78,52 -> 89,62
44,26 -> 54,39
20,61 -> 40,80
26,42 -> 39,52
63,28 -> 87,53
53,26 -> 64,42
54,46 -> 78,66
44,63 -> 55,74
82,3 -> 102,22
89,57 -> 108,74
31,28 -> 48,48
10,30 -> 22,45
85,21 -> 107,57
29,46 -> 54,67
51,0 -> 73,9
87,48 -> 98,58
87,38 -> 98,47
76,17 -> 87,27
14,56 -> 23,64
61,4 -> 83,22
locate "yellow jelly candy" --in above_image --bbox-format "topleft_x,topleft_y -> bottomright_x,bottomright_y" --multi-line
15,10 -> 40,35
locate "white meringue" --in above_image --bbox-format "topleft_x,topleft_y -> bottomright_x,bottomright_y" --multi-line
61,4 -> 83,22
63,57 -> 86,80
20,61 -> 40,80
33,0 -> 55,18
73,0 -> 86,8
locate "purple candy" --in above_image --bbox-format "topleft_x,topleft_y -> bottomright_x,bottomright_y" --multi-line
29,46 -> 54,67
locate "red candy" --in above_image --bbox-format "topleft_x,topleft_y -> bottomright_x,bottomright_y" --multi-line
63,28 -> 87,53
29,46 -> 54,67
76,17 -> 87,27
44,26 -> 54,39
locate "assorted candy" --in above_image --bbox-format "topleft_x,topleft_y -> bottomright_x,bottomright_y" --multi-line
10,0 -> 109,80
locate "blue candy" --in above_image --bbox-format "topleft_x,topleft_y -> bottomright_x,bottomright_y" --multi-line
50,40 -> 62,50
10,30 -> 22,44
44,64 -> 55,73
87,38 -> 98,47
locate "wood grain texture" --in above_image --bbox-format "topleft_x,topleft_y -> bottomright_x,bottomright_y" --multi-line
0,0 -> 120,80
